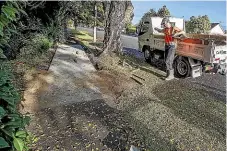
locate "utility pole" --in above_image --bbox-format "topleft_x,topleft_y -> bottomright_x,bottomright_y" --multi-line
93,4 -> 97,42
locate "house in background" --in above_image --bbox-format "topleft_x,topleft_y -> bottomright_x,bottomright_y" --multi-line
184,21 -> 225,35
209,23 -> 225,35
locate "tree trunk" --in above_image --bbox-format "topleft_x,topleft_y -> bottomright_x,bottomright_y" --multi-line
73,19 -> 78,29
102,1 -> 110,28
102,1 -> 127,55
95,1 -> 133,70
58,18 -> 67,43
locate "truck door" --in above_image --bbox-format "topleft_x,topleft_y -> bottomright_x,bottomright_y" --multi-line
138,21 -> 150,51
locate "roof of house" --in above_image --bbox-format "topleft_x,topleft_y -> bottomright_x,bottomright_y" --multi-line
210,23 -> 225,34
211,23 -> 220,29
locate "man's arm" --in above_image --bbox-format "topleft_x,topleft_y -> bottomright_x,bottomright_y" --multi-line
172,27 -> 187,39
154,27 -> 164,33
173,27 -> 182,33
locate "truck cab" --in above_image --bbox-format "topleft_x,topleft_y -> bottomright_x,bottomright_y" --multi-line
137,16 -> 185,52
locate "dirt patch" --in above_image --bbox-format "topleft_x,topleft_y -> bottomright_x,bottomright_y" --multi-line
89,70 -> 137,104
18,46 -> 57,113
20,69 -> 55,114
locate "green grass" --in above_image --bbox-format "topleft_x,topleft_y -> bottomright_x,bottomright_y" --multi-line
70,29 -> 103,56
89,42 -> 103,48
126,25 -> 136,34
73,30 -> 93,41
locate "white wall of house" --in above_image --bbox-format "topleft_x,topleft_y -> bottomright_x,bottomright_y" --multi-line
209,25 -> 225,35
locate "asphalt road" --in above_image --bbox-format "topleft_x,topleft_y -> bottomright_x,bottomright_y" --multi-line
77,27 -> 139,49
78,27 -> 226,97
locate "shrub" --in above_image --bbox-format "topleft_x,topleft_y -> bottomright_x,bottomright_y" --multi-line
33,34 -> 53,53
126,23 -> 136,35
68,19 -> 74,28
0,64 -> 30,151
42,20 -> 62,42
126,27 -> 136,34
0,1 -> 27,60
71,29 -> 78,35
18,34 -> 53,59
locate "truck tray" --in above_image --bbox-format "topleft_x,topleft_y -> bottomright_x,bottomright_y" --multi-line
152,34 -> 226,63
153,34 -> 226,45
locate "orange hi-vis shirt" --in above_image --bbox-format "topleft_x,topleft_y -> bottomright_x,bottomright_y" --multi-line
164,27 -> 174,45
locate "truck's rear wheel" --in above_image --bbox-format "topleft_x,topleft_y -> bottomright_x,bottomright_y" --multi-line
174,57 -> 191,78
144,48 -> 151,63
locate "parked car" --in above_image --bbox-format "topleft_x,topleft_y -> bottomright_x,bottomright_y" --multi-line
97,27 -> 104,31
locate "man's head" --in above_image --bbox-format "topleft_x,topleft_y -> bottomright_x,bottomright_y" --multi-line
161,17 -> 171,28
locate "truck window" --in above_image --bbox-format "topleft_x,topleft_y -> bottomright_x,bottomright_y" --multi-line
138,25 -> 149,36
170,22 -> 175,27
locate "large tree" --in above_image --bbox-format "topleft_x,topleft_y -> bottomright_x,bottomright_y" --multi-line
73,1 -> 105,28
138,5 -> 171,28
139,8 -> 157,24
186,15 -> 211,34
157,5 -> 170,17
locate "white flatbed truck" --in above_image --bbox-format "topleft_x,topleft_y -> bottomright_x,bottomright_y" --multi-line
137,16 -> 227,78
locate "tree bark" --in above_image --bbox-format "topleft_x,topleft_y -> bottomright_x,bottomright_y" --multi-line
102,1 -> 127,55
95,1 -> 133,70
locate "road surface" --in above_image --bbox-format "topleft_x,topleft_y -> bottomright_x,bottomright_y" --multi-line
77,27 -> 139,49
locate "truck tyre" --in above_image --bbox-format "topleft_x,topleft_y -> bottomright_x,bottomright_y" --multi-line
174,57 -> 191,78
144,47 -> 151,63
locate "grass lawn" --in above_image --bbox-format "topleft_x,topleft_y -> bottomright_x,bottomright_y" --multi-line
73,30 -> 93,41
71,29 -> 103,56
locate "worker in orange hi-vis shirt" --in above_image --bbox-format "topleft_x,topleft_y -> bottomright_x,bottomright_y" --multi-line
154,17 -> 186,80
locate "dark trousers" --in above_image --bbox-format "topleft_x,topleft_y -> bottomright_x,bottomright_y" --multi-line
165,45 -> 175,70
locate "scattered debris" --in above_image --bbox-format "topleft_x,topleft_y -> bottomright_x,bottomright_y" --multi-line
130,145 -> 140,151
130,68 -> 140,73
130,76 -> 144,85
132,74 -> 145,81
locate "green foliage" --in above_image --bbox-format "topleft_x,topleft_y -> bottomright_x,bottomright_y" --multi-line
138,6 -> 170,28
33,34 -> 53,53
0,137 -> 10,148
71,29 -> 78,35
13,137 -> 24,151
144,9 -> 157,19
0,1 -> 27,59
126,24 -> 136,34
0,2 -> 20,59
186,15 -> 211,33
46,22 -> 62,43
72,1 -> 105,27
75,30 -> 93,41
18,34 -> 53,60
157,5 -> 170,17
0,68 -> 30,151
68,19 -> 74,27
